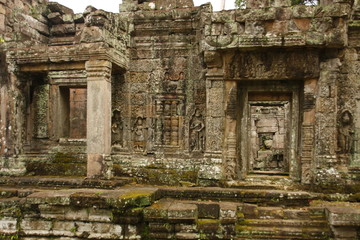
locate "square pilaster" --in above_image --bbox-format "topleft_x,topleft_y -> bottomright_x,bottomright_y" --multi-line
85,60 -> 112,178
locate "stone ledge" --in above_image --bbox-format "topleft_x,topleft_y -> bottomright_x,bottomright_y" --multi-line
0,176 -> 133,189
326,206 -> 360,226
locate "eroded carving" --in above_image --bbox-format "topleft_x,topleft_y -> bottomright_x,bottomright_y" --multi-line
225,133 -> 237,180
337,110 -> 354,154
153,96 -> 184,147
132,116 -> 146,151
33,84 -> 49,139
227,50 -> 319,80
250,104 -> 288,173
163,72 -> 185,94
190,108 -> 205,152
111,109 -> 123,146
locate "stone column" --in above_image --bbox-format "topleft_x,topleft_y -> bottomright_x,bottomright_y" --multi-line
86,60 -> 112,178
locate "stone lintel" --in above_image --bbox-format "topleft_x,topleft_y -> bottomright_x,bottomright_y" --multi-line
7,44 -> 127,73
19,62 -> 85,72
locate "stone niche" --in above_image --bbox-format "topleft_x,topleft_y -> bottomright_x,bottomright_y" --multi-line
249,99 -> 290,173
238,85 -> 299,179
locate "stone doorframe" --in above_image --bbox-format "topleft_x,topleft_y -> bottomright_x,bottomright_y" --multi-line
204,50 -> 319,184
208,78 -> 317,183
237,81 -> 301,180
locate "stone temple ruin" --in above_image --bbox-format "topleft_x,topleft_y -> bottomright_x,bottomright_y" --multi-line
0,0 -> 360,239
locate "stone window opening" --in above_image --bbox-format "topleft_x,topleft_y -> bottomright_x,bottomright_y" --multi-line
57,86 -> 87,140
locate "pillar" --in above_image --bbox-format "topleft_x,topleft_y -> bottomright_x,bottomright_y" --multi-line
85,60 -> 112,178
301,79 -> 317,184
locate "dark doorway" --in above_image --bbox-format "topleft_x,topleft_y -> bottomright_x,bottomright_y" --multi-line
69,88 -> 87,139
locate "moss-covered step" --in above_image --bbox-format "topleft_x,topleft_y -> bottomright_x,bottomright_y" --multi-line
0,176 -> 134,189
158,187 -> 319,207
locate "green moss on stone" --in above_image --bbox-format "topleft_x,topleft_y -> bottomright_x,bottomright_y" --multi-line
119,190 -> 154,207
136,168 -> 198,186
52,152 -> 77,163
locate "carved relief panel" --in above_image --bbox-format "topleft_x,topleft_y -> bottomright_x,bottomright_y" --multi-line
147,69 -> 186,150
132,116 -> 147,152
153,95 -> 184,148
111,109 -> 123,147
249,102 -> 290,173
337,110 -> 354,154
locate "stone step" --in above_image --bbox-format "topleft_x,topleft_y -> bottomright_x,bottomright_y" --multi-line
0,176 -> 134,189
159,187 -> 319,207
238,204 -> 327,221
27,162 -> 87,176
255,207 -> 326,220
236,175 -> 296,190
257,206 -> 285,219
239,219 -> 328,228
19,152 -> 87,176
0,188 -> 35,199
283,208 -> 311,220
21,153 -> 86,163
144,199 -> 243,224
236,224 -> 331,239
144,199 -> 198,223
236,235 -> 328,240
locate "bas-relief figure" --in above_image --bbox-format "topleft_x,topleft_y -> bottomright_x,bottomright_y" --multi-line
338,110 -> 354,154
190,109 -> 205,152
111,109 -> 123,146
163,72 -> 184,94
132,117 -> 146,151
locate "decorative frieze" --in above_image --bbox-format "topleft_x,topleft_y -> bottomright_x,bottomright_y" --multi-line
226,50 -> 319,80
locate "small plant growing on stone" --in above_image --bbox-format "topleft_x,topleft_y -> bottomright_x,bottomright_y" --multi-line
291,0 -> 318,5
235,0 -> 246,8
235,0 -> 318,8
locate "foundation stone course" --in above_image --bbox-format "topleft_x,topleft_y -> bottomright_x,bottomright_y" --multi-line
0,0 -> 359,239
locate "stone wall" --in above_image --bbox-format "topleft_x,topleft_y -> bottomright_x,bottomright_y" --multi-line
111,3 -> 213,184
0,0 -> 50,175
0,186 -> 359,239
0,0 -> 360,187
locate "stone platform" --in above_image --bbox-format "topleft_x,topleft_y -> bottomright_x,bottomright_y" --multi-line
0,178 -> 358,239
